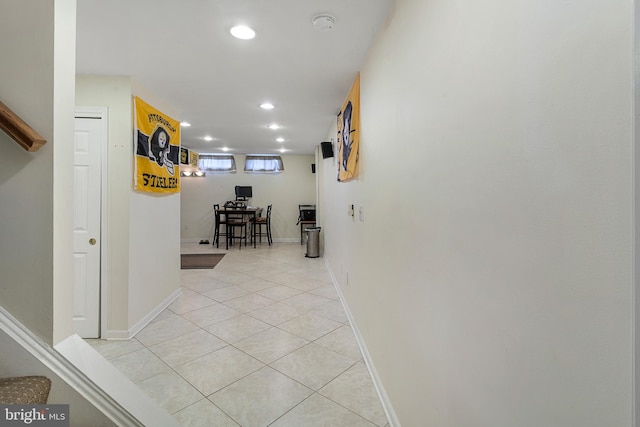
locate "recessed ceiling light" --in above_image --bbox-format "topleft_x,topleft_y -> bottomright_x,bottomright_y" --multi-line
276,137 -> 284,143
221,147 -> 230,152
180,122 -> 191,127
203,136 -> 213,141
279,148 -> 287,153
260,103 -> 274,110
230,25 -> 255,40
268,123 -> 280,130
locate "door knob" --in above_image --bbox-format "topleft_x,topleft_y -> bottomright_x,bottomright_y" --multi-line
89,238 -> 97,245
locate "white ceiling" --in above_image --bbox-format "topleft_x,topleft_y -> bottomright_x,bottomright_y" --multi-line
76,0 -> 393,155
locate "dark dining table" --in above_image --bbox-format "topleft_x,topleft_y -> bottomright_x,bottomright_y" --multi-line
214,207 -> 262,249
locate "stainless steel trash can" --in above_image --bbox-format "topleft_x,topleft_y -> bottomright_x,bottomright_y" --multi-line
305,227 -> 321,258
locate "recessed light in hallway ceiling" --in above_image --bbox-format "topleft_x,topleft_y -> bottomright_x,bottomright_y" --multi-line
230,25 -> 256,40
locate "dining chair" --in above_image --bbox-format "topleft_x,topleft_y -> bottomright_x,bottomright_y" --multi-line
225,204 -> 248,249
251,204 -> 272,245
213,203 -> 228,248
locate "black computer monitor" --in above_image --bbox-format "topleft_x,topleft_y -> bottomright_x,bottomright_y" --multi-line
235,185 -> 252,200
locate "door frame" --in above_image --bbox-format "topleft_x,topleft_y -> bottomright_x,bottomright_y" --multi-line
75,106 -> 108,338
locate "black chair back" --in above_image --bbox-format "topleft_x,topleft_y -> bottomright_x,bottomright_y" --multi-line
298,204 -> 316,223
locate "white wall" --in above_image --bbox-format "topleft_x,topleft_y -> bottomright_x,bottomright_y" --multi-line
76,76 -> 181,338
128,81 -> 181,330
635,6 -> 640,426
319,0 -> 633,426
180,154 -> 316,242
0,0 -> 75,345
52,0 -> 78,345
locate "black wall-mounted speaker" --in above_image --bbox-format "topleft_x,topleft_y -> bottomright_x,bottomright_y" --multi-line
320,141 -> 334,159
311,163 -> 316,173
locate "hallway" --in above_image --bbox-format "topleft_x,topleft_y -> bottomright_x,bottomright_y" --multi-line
88,242 -> 389,426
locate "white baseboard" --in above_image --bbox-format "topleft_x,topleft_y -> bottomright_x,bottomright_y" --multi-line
101,288 -> 182,340
181,237 -> 300,244
102,330 -> 130,340
324,257 -> 401,427
274,237 -> 299,243
128,288 -> 183,339
181,238 -> 203,243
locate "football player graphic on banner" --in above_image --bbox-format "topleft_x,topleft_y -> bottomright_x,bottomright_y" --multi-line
340,101 -> 354,172
149,126 -> 175,176
337,73 -> 359,182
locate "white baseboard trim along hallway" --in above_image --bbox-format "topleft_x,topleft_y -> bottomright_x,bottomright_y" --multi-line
324,258 -> 401,427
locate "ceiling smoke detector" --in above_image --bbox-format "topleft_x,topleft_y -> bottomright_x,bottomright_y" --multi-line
312,14 -> 335,32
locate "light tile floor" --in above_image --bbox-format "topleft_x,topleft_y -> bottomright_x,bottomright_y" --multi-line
88,242 -> 389,427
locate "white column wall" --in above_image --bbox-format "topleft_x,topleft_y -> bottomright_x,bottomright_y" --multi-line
128,80 -> 181,328
320,0 -> 633,425
52,0 -> 77,344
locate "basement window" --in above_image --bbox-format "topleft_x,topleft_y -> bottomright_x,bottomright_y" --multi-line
198,154 -> 237,173
244,155 -> 285,174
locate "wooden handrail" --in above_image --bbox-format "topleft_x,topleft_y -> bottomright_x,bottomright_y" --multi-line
0,101 -> 46,152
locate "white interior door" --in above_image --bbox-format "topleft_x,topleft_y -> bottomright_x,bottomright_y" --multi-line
73,114 -> 103,338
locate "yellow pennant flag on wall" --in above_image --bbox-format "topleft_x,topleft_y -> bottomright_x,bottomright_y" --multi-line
189,150 -> 199,167
337,73 -> 360,182
180,147 -> 190,165
133,96 -> 181,193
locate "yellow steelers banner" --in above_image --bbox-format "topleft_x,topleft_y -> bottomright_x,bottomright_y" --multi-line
134,97 -> 180,193
337,73 -> 360,182
180,147 -> 189,165
190,150 -> 199,167
180,147 -> 199,167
